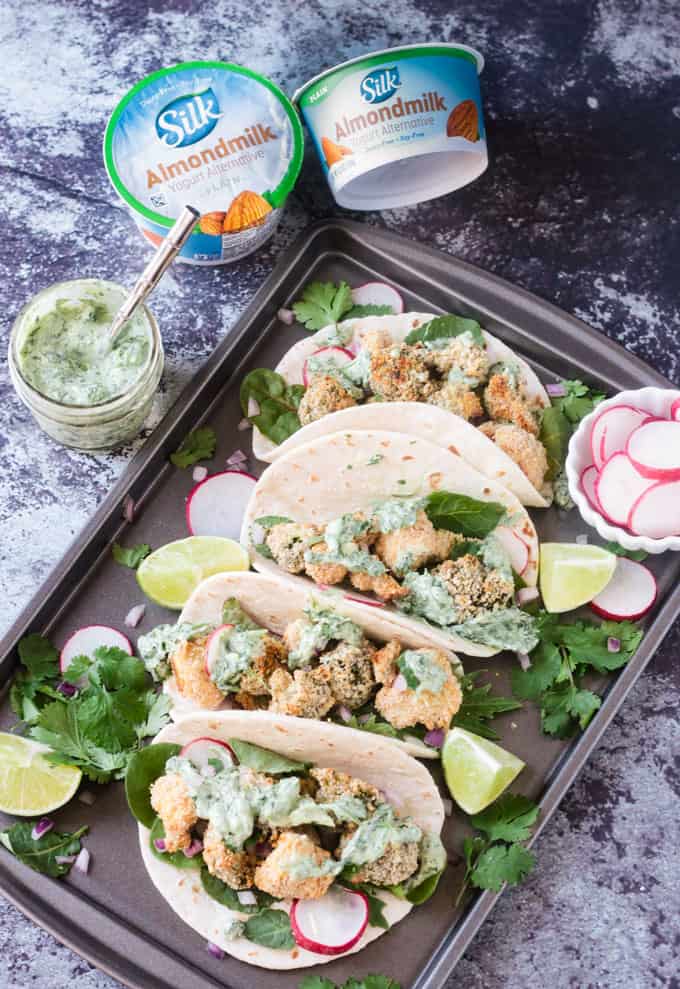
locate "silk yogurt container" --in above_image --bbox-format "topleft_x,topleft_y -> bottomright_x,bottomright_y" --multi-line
294,44 -> 487,210
104,62 -> 304,264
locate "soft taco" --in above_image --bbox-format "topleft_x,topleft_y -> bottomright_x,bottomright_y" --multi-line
244,312 -> 552,507
241,429 -> 541,657
137,571 -> 464,760
128,710 -> 445,969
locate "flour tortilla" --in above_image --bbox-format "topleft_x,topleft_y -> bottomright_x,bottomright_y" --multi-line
140,710 -> 444,970
251,312 -> 551,507
165,570 -> 463,759
241,429 -> 539,658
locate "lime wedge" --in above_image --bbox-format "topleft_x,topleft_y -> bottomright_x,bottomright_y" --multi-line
539,542 -> 616,613
0,733 -> 82,816
137,536 -> 249,609
442,727 -> 525,815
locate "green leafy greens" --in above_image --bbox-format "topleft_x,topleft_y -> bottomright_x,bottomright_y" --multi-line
0,823 -> 88,877
112,542 -> 151,569
10,635 -> 62,724
451,671 -> 523,741
292,280 -> 354,330
240,368 -> 305,444
405,314 -> 485,348
170,426 -> 217,468
424,491 -> 506,539
540,379 -> 606,480
299,976 -> 401,989
243,908 -> 295,949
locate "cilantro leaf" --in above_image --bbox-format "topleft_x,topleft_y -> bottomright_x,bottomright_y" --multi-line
292,280 -> 353,330
61,654 -> 92,684
451,672 -> 522,740
345,713 -> 399,738
511,642 -> 561,700
240,368 -> 304,444
405,314 -> 484,347
112,542 -> 151,569
0,823 -> 88,877
425,491 -> 506,538
540,683 -> 601,737
346,978 -> 402,989
298,978 -> 336,989
470,794 -> 540,843
341,304 -> 394,321
603,540 -> 648,562
470,842 -> 535,892
18,635 -> 59,680
170,426 -> 216,468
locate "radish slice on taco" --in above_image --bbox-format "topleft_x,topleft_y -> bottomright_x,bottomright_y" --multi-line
129,711 -> 445,970
136,571 -> 464,760
243,312 -> 552,507
240,430 -> 540,658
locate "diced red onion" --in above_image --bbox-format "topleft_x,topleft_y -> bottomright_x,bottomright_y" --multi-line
442,798 -> 453,817
124,604 -> 146,629
576,534 -> 589,545
207,942 -> 225,960
517,651 -> 531,671
226,449 -> 247,466
237,417 -> 252,432
607,637 -> 621,653
192,465 -> 208,482
515,586 -> 540,607
277,307 -> 295,325
358,713 -> 371,724
317,583 -> 330,591
31,819 -> 54,841
56,680 -> 77,698
122,495 -> 135,523
337,705 -> 352,723
546,382 -> 567,398
55,855 -> 77,866
183,839 -> 203,859
424,728 -> 445,749
237,890 -> 258,906
78,790 -> 96,806
393,673 -> 408,693
74,847 -> 90,874
255,841 -> 272,859
153,838 -> 166,852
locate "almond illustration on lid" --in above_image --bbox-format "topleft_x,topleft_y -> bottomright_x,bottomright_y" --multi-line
447,99 -> 479,142
199,211 -> 227,236
321,136 -> 353,168
223,190 -> 272,233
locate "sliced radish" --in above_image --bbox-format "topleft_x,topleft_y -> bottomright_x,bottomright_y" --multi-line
350,282 -> 404,314
344,594 -> 385,608
494,526 -> 529,575
671,397 -> 680,422
590,557 -> 657,620
179,737 -> 237,773
186,470 -> 256,539
579,464 -> 601,510
60,625 -> 132,674
590,405 -> 649,470
302,346 -> 355,387
594,453 -> 654,526
204,624 -> 234,677
628,481 -> 680,539
626,419 -> 680,480
290,887 -> 369,956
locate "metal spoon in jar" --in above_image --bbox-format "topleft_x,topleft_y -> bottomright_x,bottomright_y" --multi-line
107,205 -> 200,348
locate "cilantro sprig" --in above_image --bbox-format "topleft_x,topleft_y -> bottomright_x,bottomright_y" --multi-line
451,671 -> 523,741
112,542 -> 151,569
240,369 -> 304,444
511,613 -> 643,738
170,426 -> 217,468
299,975 -> 400,989
292,280 -> 396,331
540,379 -> 606,480
455,794 -> 539,906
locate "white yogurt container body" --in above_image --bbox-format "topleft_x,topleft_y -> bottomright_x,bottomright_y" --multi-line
294,44 -> 487,210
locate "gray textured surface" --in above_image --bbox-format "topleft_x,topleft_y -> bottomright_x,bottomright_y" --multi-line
0,1 -> 678,987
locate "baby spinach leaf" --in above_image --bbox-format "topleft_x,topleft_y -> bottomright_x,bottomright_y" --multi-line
539,406 -> 571,481
125,743 -> 181,827
405,314 -> 484,347
149,818 -> 201,869
240,369 -> 304,444
424,491 -> 506,538
228,738 -> 308,775
254,515 -> 294,530
0,823 -> 88,877
244,908 -> 295,949
341,304 -> 393,321
200,865 -> 271,914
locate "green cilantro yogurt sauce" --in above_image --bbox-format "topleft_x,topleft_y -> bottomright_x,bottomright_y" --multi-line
18,282 -> 152,405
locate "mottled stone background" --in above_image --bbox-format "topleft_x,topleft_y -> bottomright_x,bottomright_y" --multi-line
0,0 -> 678,987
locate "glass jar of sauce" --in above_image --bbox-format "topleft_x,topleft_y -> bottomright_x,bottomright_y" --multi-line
8,278 -> 163,450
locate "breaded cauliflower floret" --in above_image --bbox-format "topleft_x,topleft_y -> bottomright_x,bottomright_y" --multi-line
483,374 -> 541,436
254,832 -> 335,900
265,522 -> 323,574
423,337 -> 489,383
268,666 -> 335,719
171,637 -> 224,710
238,634 -> 287,696
150,773 -> 198,853
202,821 -> 256,889
371,640 -> 402,684
298,375 -> 356,426
478,421 -> 548,491
309,767 -> 381,812
374,648 -> 462,731
349,839 -> 420,887
368,344 -> 433,402
428,382 -> 484,420
359,328 -> 392,353
434,556 -> 513,620
322,641 -> 376,709
349,570 -> 409,602
304,542 -> 349,586
375,511 -> 456,575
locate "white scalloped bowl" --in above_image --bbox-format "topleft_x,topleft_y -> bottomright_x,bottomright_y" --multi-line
565,386 -> 680,555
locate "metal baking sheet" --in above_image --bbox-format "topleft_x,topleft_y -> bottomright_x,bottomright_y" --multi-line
1,219 -> 678,989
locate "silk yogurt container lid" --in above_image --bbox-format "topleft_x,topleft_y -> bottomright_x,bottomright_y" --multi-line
294,44 -> 487,210
104,62 -> 304,265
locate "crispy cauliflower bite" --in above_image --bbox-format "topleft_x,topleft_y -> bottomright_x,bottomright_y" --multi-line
434,556 -> 513,620
304,543 -> 349,585
265,522 -> 323,574
171,637 -> 225,710
359,328 -> 393,353
202,821 -> 256,889
238,634 -> 287,696
423,337 -> 489,382
349,570 -> 409,602
254,831 -> 334,900
309,767 -> 381,813
428,381 -> 484,420
348,839 -> 420,887
375,510 -> 456,575
368,344 -> 433,402
371,640 -> 402,684
150,773 -> 198,853
483,373 -> 541,436
479,421 -> 548,490
298,375 -> 356,426
374,648 -> 462,731
268,666 -> 335,719
321,640 -> 376,709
